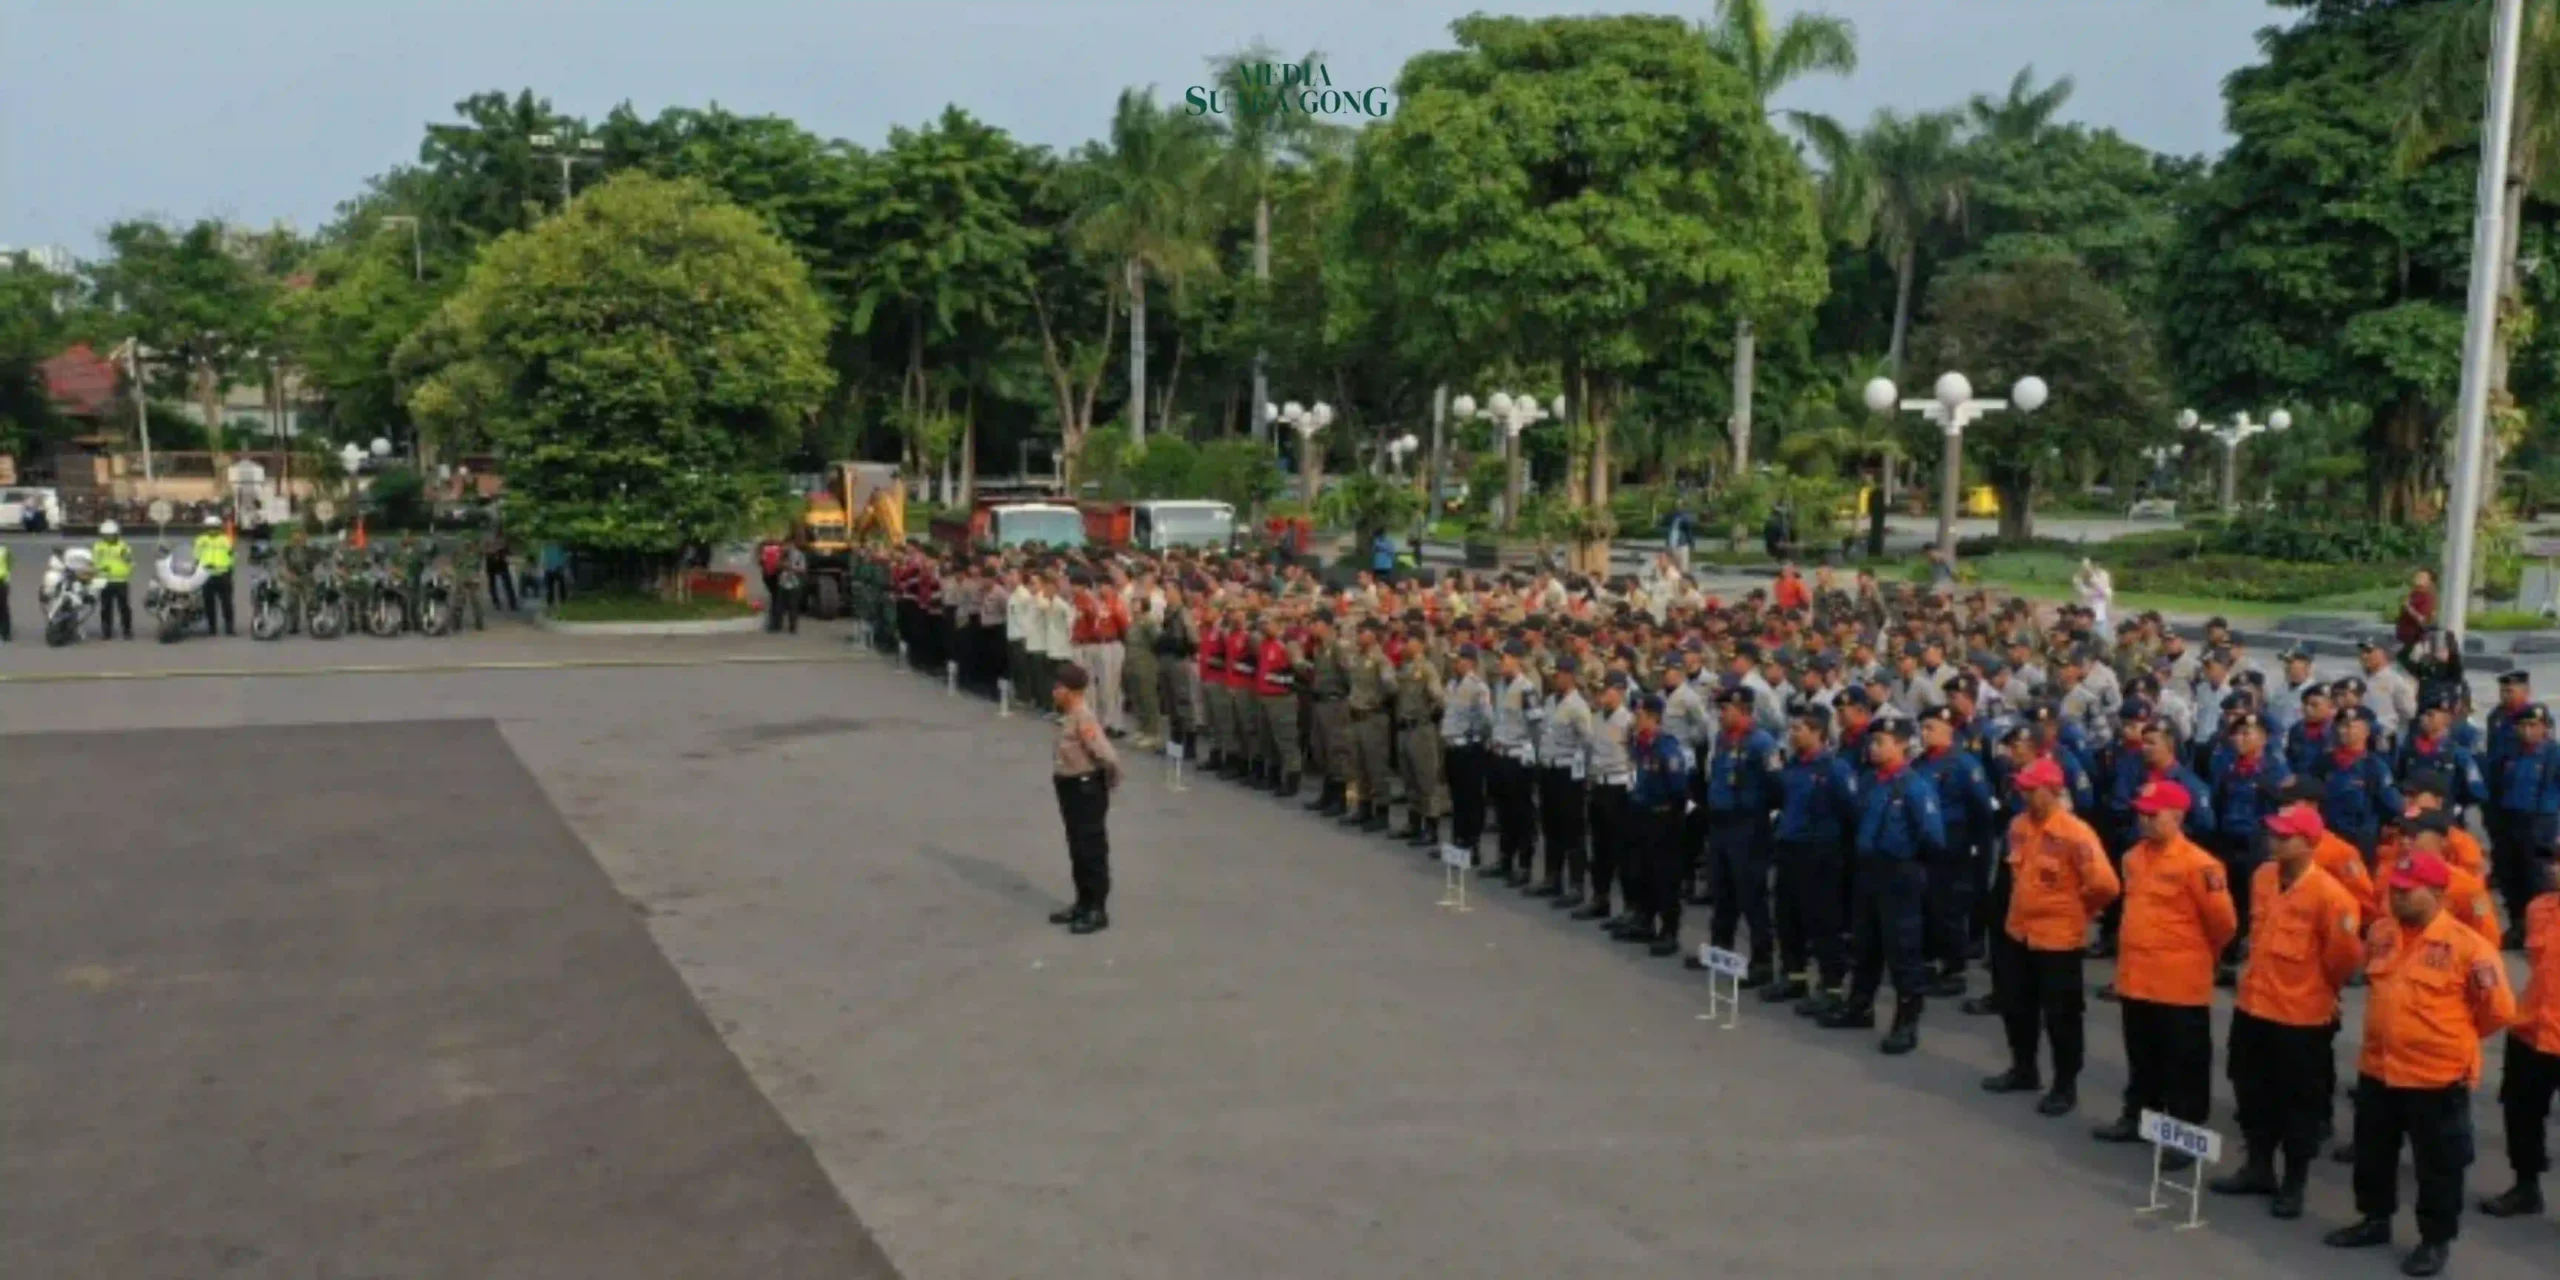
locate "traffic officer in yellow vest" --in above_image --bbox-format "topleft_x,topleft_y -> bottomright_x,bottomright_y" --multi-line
193,522 -> 237,636
92,520 -> 135,639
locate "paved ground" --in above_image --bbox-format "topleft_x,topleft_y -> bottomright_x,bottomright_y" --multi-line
0,719 -> 897,1279
2,631 -> 2552,1278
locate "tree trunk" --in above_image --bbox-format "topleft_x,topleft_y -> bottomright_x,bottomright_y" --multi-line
959,385 -> 978,506
1993,475 -> 2034,540
1158,327 -> 1185,439
1125,257 -> 1147,445
1887,247 -> 1918,378
1251,194 -> 1271,444
1730,318 -> 1754,476
1580,374 -> 1614,576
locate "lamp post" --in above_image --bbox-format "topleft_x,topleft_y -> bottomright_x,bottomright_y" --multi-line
1863,371 -> 2048,557
2176,407 -> 2290,513
1384,433 -> 1420,477
1274,400 -> 1334,509
529,132 -> 606,209
378,215 -> 423,282
1452,391 -> 1560,532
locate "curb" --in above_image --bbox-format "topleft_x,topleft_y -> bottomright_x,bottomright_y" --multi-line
535,613 -> 765,637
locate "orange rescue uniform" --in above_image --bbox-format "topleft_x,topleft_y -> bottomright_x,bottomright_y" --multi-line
2358,909 -> 2517,1088
2116,834 -> 2241,1008
2004,807 -> 2120,950
2313,830 -> 2380,922
2516,894 -> 2560,1053
2235,862 -> 2364,1027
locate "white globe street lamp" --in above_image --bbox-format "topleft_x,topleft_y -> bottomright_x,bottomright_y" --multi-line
1385,432 -> 1421,476
369,437 -> 393,460
1862,372 -> 2049,558
1274,400 -> 1335,508
2177,407 -> 2291,512
1454,391 -> 1559,531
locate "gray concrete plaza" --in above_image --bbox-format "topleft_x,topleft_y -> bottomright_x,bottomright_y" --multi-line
1,631 -> 2551,1278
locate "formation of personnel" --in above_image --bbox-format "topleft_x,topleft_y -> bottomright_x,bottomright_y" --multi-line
858,538 -> 2557,1274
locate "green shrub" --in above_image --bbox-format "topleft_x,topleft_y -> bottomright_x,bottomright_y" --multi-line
2117,555 -> 2404,603
2469,609 -> 2554,632
2205,514 -> 2437,564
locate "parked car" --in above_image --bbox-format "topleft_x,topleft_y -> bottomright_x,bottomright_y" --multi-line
0,486 -> 63,531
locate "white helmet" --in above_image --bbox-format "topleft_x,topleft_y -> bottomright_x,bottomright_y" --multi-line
99,520 -> 121,537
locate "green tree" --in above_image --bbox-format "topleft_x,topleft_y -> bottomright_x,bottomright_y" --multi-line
429,173 -> 833,584
0,267 -> 76,456
1966,65 -> 2077,143
91,220 -> 277,444
1910,251 -> 2169,538
1076,89 -> 1219,446
1854,109 -> 1971,378
1350,14 -> 1826,565
1205,45 -> 1348,443
283,230 -> 438,454
1701,0 -> 1859,475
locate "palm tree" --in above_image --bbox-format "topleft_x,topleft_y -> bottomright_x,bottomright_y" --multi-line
1207,46 -> 1349,444
2393,0 -> 2559,516
1077,89 -> 1218,446
1966,65 -> 2076,143
1700,0 -> 1858,476
1858,108 -> 1972,379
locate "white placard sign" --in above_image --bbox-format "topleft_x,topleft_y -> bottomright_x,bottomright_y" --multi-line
2139,1111 -> 2221,1163
1697,945 -> 1745,1029
146,498 -> 174,525
2134,1109 -> 2220,1231
1700,946 -> 1749,978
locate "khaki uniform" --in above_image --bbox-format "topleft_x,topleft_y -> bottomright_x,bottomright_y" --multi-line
1347,645 -> 1396,807
1396,655 -> 1448,818
1308,640 -> 1352,784
1127,608 -> 1163,741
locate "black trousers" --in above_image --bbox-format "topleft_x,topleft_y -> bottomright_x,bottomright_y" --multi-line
2501,1036 -> 2558,1182
1491,755 -> 1538,872
2119,998 -> 2212,1126
2352,1075 -> 2474,1244
1445,744 -> 1488,855
1706,817 -> 1772,965
2487,808 -> 2557,931
1537,766 -> 1586,889
2227,1010 -> 2334,1171
487,557 -> 517,610
1993,936 -> 2086,1084
1587,783 -> 1629,910
1053,772 -> 1112,910
1847,855 -> 1929,1003
1924,840 -> 1973,974
2096,812 -> 2136,942
1774,838 -> 1847,987
1636,806 -> 1684,935
1681,800 -> 1712,899
0,581 -> 11,640
201,570 -> 234,634
100,582 -> 131,638
543,568 -> 569,605
2212,832 -> 2265,951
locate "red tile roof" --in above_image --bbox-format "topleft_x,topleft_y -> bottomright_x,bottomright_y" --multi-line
41,343 -> 120,420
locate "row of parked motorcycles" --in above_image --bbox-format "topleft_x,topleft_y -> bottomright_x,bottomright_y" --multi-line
37,542 -> 472,647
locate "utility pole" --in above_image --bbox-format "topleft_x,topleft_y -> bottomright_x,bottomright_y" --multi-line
529,133 -> 605,210
2440,0 -> 2526,636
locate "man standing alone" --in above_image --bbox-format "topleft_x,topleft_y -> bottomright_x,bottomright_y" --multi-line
1047,664 -> 1122,935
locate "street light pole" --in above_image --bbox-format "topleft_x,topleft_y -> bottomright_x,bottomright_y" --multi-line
1274,400 -> 1335,510
2176,408 -> 2291,514
1452,391 -> 1560,532
528,133 -> 605,210
1862,372 -> 2049,557
2441,0 -> 2528,636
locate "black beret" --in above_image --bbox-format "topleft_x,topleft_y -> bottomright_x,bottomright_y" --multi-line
1917,705 -> 1955,724
2500,671 -> 2532,687
1636,693 -> 1667,715
1554,655 -> 1581,676
2332,677 -> 2367,696
2521,704 -> 2551,725
2230,711 -> 2270,734
1715,686 -> 1754,707
2120,697 -> 2154,722
1792,703 -> 1833,729
1501,640 -> 1527,658
1603,672 -> 1630,691
1834,688 -> 1871,711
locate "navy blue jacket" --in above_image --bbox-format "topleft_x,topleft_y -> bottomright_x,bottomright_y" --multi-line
2394,734 -> 2486,808
1918,746 -> 1997,857
2154,762 -> 2219,842
2319,750 -> 2403,846
1632,729 -> 1694,812
1855,765 -> 1946,862
1774,750 -> 1858,847
1705,728 -> 1782,818
2284,719 -> 2337,779
2209,750 -> 2293,844
2490,738 -> 2560,817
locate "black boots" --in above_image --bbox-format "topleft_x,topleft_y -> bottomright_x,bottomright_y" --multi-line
2036,1083 -> 2078,1117
1406,818 -> 1440,849
2479,1182 -> 2545,1217
1048,902 -> 1085,925
1816,999 -> 1875,1030
1879,996 -> 1921,1055
1277,772 -> 1301,799
1304,780 -> 1339,812
2091,1113 -> 2142,1144
2209,1154 -> 2279,1198
1069,908 -> 1110,935
1571,896 -> 1613,921
1980,1068 -> 2041,1094
1759,974 -> 1808,1003
1360,805 -> 1390,834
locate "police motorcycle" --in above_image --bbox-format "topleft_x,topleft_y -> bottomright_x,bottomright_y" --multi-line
303,556 -> 348,640
145,538 -> 210,644
38,545 -> 98,647
361,547 -> 411,638
247,543 -> 292,640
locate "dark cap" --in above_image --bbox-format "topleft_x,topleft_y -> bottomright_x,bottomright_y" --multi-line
2230,711 -> 2270,734
2522,704 -> 2551,725
1834,688 -> 1871,711
1501,640 -> 1528,658
1812,652 -> 1840,672
1554,655 -> 1581,677
1455,643 -> 1481,661
2356,638 -> 2382,653
1636,693 -> 1667,716
1603,672 -> 1630,692
1917,705 -> 1955,725
1946,674 -> 1980,698
1871,715 -> 1917,741
2119,697 -> 2154,723
1792,703 -> 1833,729
2221,691 -> 2257,712
2332,676 -> 2367,697
1056,663 -> 1091,691
2024,703 -> 2058,724
2401,768 -> 2448,798
2500,671 -> 2532,687
2282,646 -> 2314,664
2401,809 -> 2455,837
1715,686 -> 1754,708
2000,724 -> 2034,746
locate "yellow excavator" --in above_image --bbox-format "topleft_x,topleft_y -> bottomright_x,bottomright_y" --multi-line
803,461 -> 903,618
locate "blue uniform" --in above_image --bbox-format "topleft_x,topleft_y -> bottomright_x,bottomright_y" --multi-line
2483,704 -> 2525,777
1631,727 -> 1696,938
2318,749 -> 2403,859
2284,719 -> 2337,779
1775,748 -> 1859,986
1848,764 -> 1944,1005
1704,728 -> 1784,969
1917,746 -> 1998,978
2394,733 -> 2485,809
2208,750 -> 2293,848
1774,750 -> 1858,848
2486,737 -> 2560,925
2154,762 -> 2217,842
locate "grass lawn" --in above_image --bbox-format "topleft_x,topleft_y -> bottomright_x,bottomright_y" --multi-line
548,593 -> 763,623
1960,551 -> 2404,625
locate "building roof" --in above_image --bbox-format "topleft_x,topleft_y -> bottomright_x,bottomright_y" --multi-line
41,343 -> 119,420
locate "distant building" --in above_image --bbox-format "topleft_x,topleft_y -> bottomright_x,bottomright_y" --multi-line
40,344 -> 121,424
0,244 -> 77,274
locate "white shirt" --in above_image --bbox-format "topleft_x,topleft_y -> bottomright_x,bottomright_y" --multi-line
1006,584 -> 1035,641
1036,593 -> 1075,658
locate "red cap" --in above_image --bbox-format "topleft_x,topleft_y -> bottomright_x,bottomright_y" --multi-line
2014,758 -> 2065,791
2263,803 -> 2326,841
2387,851 -> 2452,892
2132,779 -> 2192,815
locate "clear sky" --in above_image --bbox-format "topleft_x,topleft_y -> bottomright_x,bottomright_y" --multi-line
0,0 -> 2288,256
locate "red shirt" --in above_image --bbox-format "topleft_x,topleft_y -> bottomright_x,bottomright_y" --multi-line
1224,630 -> 1254,689
1253,638 -> 1295,697
1199,624 -> 1227,675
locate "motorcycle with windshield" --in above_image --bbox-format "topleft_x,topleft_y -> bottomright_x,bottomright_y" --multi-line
38,546 -> 98,647
145,540 -> 209,644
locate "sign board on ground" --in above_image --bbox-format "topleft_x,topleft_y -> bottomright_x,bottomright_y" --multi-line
2138,1111 -> 2221,1163
146,499 -> 173,525
1698,945 -> 1748,978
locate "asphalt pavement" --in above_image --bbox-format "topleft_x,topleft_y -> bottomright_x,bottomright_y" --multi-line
2,632 -> 2551,1278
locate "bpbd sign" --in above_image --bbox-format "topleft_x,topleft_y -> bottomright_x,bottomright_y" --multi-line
1185,62 -> 1391,120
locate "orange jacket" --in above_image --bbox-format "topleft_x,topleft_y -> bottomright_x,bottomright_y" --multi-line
2517,894 -> 2560,1054
2445,863 -> 2503,950
2116,834 -> 2240,1007
2004,808 -> 2120,951
2358,908 -> 2517,1088
2378,826 -> 2487,882
2313,831 -> 2379,922
2236,862 -> 2365,1027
